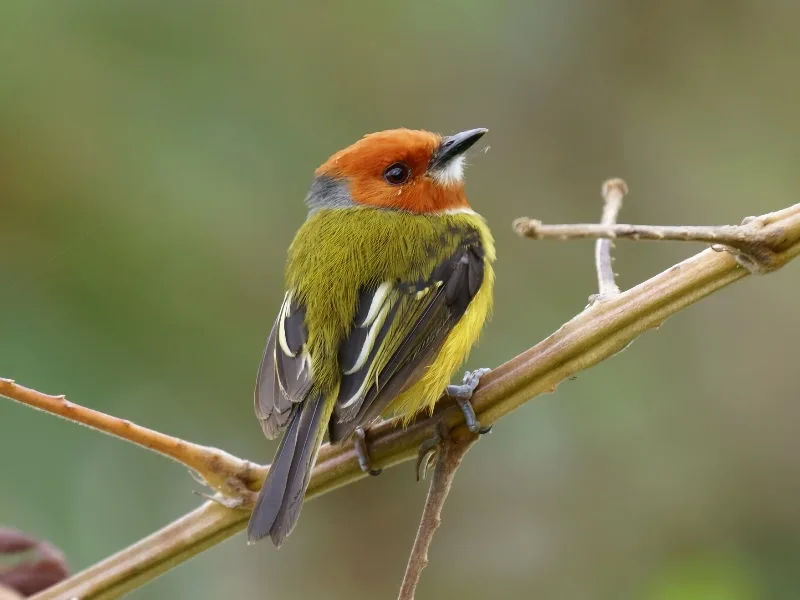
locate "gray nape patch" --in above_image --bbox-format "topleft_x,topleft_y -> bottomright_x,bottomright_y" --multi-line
304,175 -> 354,212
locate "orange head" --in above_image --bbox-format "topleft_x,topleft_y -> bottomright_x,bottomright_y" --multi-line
306,128 -> 488,214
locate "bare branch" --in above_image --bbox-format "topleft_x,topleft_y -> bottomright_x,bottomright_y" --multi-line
515,219 -> 751,246
594,178 -> 628,298
0,379 -> 258,500
513,202 -> 798,274
11,201 -> 800,599
398,428 -> 477,600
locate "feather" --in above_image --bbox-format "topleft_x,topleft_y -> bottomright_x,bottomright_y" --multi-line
254,292 -> 313,439
247,392 -> 331,546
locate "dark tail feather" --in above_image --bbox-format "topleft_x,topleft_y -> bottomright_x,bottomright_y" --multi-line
247,393 -> 329,547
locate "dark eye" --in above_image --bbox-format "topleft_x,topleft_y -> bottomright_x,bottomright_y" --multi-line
383,162 -> 411,185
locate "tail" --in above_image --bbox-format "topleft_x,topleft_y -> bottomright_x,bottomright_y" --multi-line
247,392 -> 332,547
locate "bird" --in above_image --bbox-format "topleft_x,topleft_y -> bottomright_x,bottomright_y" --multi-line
247,127 -> 496,547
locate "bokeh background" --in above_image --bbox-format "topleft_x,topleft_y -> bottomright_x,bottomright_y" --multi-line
2,1 -> 800,598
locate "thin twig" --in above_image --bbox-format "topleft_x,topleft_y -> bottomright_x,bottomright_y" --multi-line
514,206 -> 791,274
398,428 -> 477,600
14,201 -> 800,600
594,178 -> 628,296
515,220 -> 754,245
0,379 -> 258,500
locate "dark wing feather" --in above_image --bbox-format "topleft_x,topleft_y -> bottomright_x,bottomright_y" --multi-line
329,242 -> 485,443
336,288 -> 402,418
254,292 -> 313,439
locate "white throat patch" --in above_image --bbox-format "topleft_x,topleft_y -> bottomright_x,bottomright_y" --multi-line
430,155 -> 465,186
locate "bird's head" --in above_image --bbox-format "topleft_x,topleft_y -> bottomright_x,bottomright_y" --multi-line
307,128 -> 487,214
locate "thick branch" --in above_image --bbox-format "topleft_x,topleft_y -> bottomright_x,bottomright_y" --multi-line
19,201 -> 800,600
398,429 -> 476,600
0,379 -> 258,499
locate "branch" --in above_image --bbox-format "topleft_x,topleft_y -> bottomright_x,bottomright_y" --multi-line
593,178 -> 628,298
398,428 -> 477,600
0,379 -> 258,500
10,200 -> 800,599
514,206 -> 795,274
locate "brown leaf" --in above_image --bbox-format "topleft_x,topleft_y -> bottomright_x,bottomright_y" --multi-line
0,528 -> 69,597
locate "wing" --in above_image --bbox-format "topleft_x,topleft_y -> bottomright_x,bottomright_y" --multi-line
254,291 -> 314,439
329,239 -> 485,442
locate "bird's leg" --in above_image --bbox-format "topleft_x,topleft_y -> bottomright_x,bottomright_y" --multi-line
354,426 -> 382,476
446,368 -> 492,435
416,369 -> 491,480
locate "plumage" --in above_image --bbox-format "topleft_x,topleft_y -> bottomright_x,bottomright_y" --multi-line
248,128 -> 495,546
254,293 -> 312,439
248,391 -> 332,547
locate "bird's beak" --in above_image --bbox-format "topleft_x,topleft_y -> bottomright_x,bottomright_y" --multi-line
428,128 -> 488,173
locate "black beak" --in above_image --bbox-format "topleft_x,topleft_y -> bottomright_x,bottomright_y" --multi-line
428,128 -> 488,173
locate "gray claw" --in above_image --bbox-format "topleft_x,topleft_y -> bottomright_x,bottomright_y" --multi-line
446,368 -> 492,434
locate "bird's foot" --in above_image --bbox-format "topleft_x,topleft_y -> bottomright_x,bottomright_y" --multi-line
446,368 -> 492,434
354,426 -> 382,476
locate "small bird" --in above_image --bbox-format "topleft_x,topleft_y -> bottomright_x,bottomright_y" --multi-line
247,127 -> 496,546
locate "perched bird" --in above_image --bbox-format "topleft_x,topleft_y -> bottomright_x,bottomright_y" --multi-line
247,127 -> 496,546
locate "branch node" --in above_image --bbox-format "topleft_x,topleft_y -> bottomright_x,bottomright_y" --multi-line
727,215 -> 787,274
601,177 -> 628,199
512,217 -> 542,238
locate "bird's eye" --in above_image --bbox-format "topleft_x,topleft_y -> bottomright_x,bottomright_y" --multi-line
383,162 -> 411,185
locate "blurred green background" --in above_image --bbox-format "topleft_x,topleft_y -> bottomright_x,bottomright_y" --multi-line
2,1 -> 800,598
